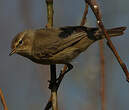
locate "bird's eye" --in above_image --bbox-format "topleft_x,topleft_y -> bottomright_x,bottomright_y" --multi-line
19,40 -> 23,44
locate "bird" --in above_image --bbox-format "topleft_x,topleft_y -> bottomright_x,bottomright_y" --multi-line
9,26 -> 126,73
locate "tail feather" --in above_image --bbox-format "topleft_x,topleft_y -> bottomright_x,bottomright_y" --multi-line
107,27 -> 126,37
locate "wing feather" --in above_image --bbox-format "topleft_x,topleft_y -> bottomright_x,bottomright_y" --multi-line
32,27 -> 87,59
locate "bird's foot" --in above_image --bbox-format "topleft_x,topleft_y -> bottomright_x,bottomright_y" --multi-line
48,63 -> 73,89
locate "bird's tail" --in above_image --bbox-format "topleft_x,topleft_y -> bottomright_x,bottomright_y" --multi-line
101,27 -> 127,39
107,27 -> 126,37
87,26 -> 126,40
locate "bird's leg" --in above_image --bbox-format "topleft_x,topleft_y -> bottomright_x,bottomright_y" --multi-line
48,63 -> 73,89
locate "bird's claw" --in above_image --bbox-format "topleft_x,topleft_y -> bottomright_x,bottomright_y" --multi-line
48,79 -> 58,89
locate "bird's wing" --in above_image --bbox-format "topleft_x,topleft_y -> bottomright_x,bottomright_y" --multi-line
33,26 -> 88,58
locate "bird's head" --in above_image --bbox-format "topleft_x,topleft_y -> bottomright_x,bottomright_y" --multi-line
9,30 -> 34,56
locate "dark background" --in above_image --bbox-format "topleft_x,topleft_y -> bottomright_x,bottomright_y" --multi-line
0,0 -> 129,110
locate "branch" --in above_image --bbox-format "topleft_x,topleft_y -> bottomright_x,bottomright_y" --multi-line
0,88 -> 8,110
80,3 -> 89,26
44,65 -> 68,110
50,64 -> 58,110
85,0 -> 129,82
99,40 -> 105,110
45,0 -> 58,110
46,0 -> 53,28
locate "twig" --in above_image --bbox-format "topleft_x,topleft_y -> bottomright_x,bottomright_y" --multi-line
99,40 -> 105,110
0,88 -> 8,110
44,95 -> 52,110
46,0 -> 53,28
44,65 -> 68,110
85,0 -> 129,82
45,0 -> 58,110
55,65 -> 68,90
50,64 -> 58,110
80,2 -> 89,26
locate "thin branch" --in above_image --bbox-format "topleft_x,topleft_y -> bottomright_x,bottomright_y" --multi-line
99,40 -> 105,110
80,3 -> 89,26
44,95 -> 52,110
50,64 -> 58,110
0,88 -> 8,110
55,65 -> 68,90
85,0 -> 129,82
46,0 -> 53,28
44,65 -> 68,110
45,0 -> 58,110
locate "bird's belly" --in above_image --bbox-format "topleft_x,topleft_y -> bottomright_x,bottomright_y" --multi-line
30,57 -> 70,64
30,47 -> 81,64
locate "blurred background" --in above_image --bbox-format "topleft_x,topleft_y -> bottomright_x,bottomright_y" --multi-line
0,0 -> 129,110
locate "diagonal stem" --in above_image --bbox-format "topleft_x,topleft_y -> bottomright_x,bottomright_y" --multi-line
0,88 -> 8,110
80,3 -> 89,26
85,0 -> 129,82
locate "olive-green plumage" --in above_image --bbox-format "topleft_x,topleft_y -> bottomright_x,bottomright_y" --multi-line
10,26 -> 126,64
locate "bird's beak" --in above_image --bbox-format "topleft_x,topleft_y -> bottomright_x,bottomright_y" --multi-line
9,48 -> 16,56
